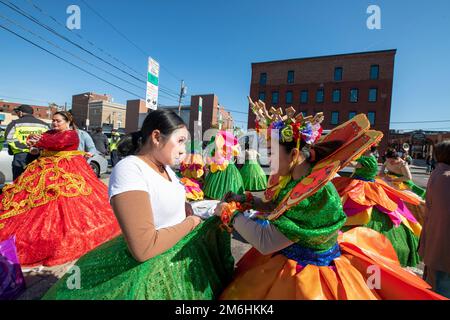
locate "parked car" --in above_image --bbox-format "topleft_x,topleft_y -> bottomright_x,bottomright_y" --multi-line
0,142 -> 108,188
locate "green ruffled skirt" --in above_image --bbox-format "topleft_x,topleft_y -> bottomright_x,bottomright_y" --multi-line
204,163 -> 244,200
239,160 -> 268,192
343,208 -> 420,267
42,217 -> 234,300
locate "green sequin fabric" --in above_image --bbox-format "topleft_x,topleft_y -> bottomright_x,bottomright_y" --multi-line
204,163 -> 245,199
272,181 -> 347,252
342,208 -> 420,267
42,217 -> 234,300
354,155 -> 378,180
239,160 -> 268,191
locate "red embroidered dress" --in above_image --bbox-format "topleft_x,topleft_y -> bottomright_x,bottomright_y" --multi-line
0,130 -> 121,267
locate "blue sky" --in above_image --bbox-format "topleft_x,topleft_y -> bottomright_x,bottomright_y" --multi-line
1,0 -> 449,131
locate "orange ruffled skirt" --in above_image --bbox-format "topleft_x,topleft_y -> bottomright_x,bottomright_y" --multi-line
220,227 -> 446,300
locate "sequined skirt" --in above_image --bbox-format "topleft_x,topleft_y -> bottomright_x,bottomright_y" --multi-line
42,217 -> 234,300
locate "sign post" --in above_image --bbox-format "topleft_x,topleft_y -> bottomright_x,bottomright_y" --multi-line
192,97 -> 203,153
146,57 -> 160,110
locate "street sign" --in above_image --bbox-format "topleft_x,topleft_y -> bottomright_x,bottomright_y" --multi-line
146,57 -> 160,110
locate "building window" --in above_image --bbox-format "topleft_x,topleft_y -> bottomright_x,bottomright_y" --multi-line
349,111 -> 357,120
285,91 -> 293,104
331,111 -> 339,125
259,73 -> 267,85
369,88 -> 378,102
334,67 -> 343,81
316,89 -> 324,103
287,70 -> 295,84
259,92 -> 266,102
300,90 -> 308,104
332,89 -> 341,103
350,89 -> 359,102
370,65 -> 379,80
272,91 -> 279,104
368,112 -> 376,125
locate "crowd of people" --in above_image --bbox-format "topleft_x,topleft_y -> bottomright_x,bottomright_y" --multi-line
0,103 -> 449,300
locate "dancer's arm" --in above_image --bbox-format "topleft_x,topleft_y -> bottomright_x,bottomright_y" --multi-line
223,213 -> 293,255
111,191 -> 202,262
223,192 -> 277,213
394,162 -> 413,182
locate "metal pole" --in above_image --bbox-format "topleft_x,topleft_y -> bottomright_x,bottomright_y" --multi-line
178,80 -> 184,116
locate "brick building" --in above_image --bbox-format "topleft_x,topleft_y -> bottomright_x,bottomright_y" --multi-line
124,94 -> 233,139
389,130 -> 450,159
71,92 -> 126,130
248,49 -> 397,153
0,100 -> 58,125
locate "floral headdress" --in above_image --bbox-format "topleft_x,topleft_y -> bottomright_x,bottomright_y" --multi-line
248,97 -> 324,149
204,130 -> 240,173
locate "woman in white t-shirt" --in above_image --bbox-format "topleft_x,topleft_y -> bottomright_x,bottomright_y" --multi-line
43,109 -> 235,300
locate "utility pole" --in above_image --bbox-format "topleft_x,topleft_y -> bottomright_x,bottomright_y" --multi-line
178,80 -> 187,116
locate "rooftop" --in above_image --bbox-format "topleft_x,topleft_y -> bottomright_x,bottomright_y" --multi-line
252,49 -> 397,66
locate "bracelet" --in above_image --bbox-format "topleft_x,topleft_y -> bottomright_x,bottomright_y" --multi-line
219,202 -> 242,233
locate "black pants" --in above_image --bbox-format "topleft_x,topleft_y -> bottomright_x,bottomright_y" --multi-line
110,150 -> 120,167
12,152 -> 39,181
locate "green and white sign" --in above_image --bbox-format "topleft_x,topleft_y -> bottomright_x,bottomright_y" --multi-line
146,57 -> 160,109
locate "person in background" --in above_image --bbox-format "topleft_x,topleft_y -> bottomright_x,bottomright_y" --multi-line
67,111 -> 97,157
0,111 -> 120,267
419,140 -> 450,298
109,129 -> 121,167
380,148 -> 426,200
5,105 -> 49,180
0,127 -> 5,152
91,127 -> 109,156
426,155 -> 432,174
430,156 -> 436,173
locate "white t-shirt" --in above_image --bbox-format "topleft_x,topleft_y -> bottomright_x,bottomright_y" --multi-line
108,156 -> 186,230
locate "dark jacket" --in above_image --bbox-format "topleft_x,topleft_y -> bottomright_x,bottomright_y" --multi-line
90,132 -> 109,155
418,163 -> 450,274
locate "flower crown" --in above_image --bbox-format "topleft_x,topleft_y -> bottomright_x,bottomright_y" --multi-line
248,97 -> 324,147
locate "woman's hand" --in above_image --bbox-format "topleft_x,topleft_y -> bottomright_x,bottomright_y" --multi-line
188,215 -> 202,228
213,202 -> 228,217
26,133 -> 43,147
84,152 -> 94,159
185,202 -> 194,217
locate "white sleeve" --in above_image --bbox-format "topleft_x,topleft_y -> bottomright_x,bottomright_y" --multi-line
233,214 -> 294,255
108,159 -> 149,200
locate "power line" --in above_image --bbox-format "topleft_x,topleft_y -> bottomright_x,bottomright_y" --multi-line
24,0 -> 143,79
0,13 -> 146,92
79,0 -> 183,83
24,0 -> 181,97
0,23 -> 144,99
0,0 -> 149,85
1,1 -> 183,103
390,120 -> 450,124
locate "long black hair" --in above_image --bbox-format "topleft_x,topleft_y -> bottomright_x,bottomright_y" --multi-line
118,109 -> 186,156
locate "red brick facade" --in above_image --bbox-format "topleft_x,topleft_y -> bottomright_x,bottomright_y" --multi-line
0,101 -> 58,121
248,50 -> 396,153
